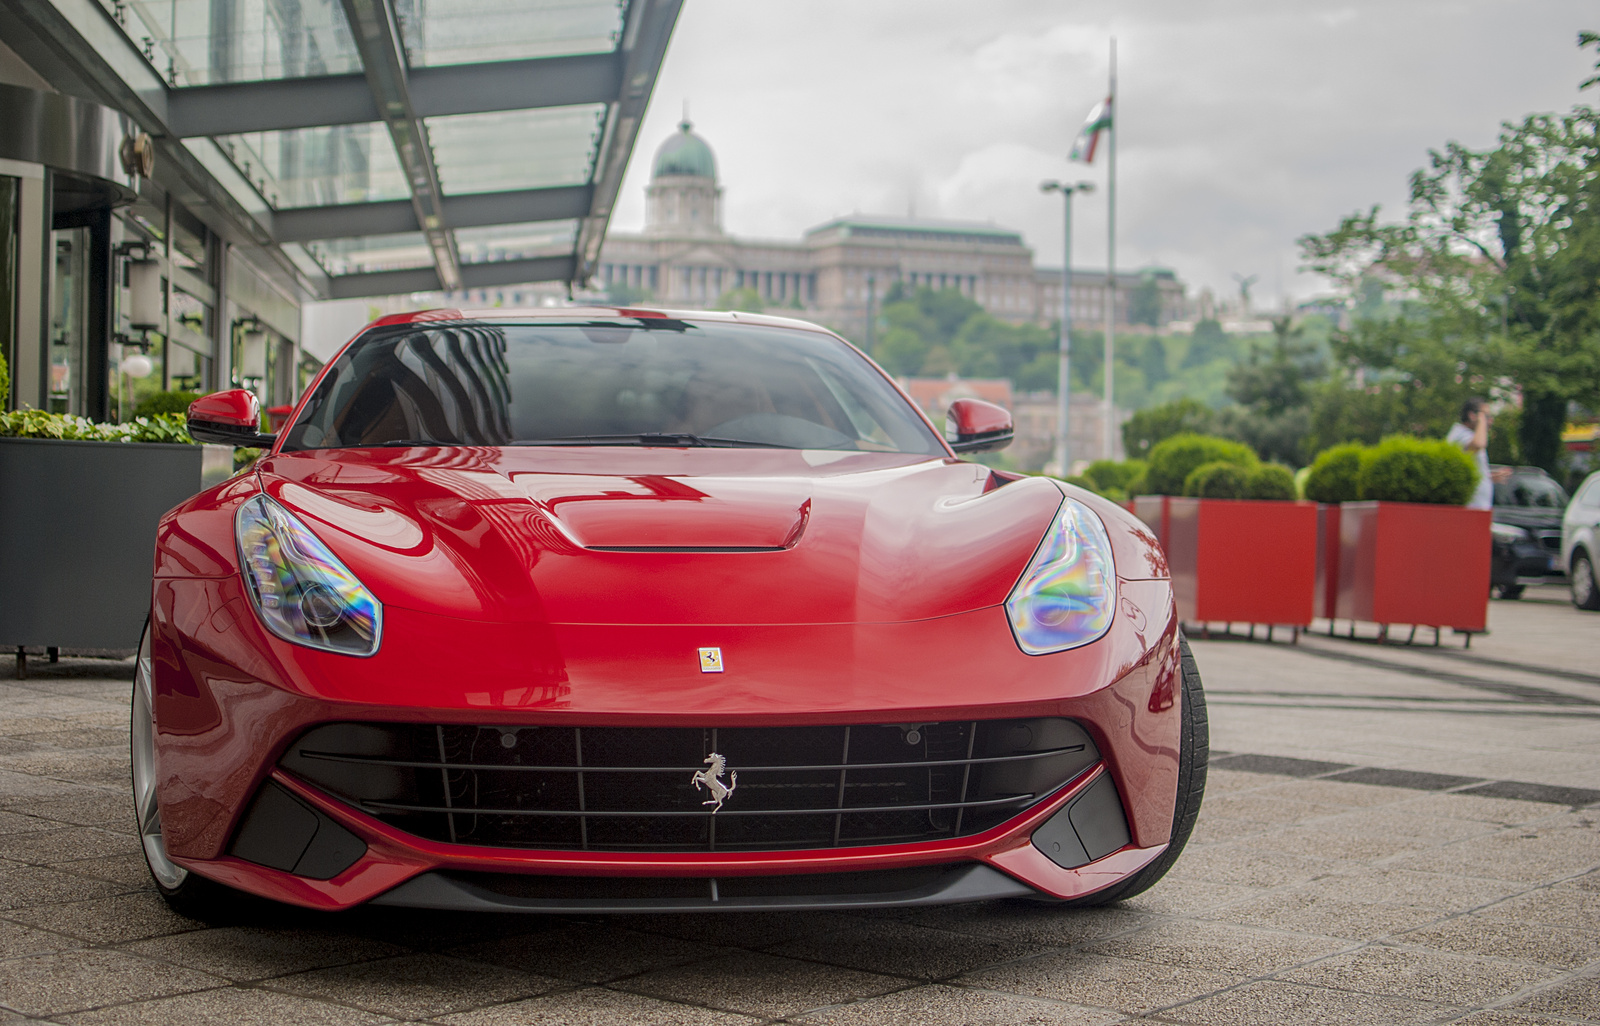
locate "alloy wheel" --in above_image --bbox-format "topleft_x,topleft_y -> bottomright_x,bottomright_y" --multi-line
1574,555 -> 1600,610
131,628 -> 187,889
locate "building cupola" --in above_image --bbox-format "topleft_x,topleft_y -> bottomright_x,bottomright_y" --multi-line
645,117 -> 723,236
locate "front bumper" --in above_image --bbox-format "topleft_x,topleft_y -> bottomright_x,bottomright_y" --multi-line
149,575 -> 1179,910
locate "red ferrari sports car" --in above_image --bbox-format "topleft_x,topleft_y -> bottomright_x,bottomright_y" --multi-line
135,307 -> 1206,915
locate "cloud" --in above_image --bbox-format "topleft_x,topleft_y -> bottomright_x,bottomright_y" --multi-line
610,0 -> 1598,307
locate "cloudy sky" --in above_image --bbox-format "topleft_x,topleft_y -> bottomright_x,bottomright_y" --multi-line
607,0 -> 1597,310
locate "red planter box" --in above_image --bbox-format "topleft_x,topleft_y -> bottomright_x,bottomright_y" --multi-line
1165,497 -> 1318,626
1336,501 -> 1491,631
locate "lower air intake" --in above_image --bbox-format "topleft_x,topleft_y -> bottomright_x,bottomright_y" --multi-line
281,719 -> 1100,853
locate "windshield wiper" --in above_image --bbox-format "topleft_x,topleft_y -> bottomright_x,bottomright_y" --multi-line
359,438 -> 460,448
515,433 -> 798,449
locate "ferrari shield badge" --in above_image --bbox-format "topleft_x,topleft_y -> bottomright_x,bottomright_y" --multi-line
692,753 -> 737,812
698,647 -> 724,673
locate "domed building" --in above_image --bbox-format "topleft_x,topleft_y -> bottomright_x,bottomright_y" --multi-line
595,120 -> 1190,341
645,120 -> 723,236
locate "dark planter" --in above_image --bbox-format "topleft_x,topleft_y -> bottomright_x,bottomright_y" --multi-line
1336,501 -> 1492,632
1314,504 -> 1341,619
1164,497 -> 1318,628
0,438 -> 233,650
1132,495 -> 1170,550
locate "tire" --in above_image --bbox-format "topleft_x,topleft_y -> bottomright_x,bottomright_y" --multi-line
1494,583 -> 1525,600
131,624 -> 243,921
1060,632 -> 1209,907
1573,551 -> 1600,611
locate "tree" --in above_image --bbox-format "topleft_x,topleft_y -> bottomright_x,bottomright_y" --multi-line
1121,399 -> 1217,457
1182,318 -> 1229,368
714,287 -> 765,313
1129,273 -> 1163,327
1300,49 -> 1600,472
605,282 -> 653,306
1213,316 -> 1326,465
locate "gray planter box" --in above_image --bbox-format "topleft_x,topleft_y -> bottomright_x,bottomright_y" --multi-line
0,438 -> 234,650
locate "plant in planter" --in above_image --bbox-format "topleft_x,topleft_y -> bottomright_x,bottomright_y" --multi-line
0,410 -> 232,661
1142,434 -> 1257,495
1164,452 -> 1315,631
1134,434 -> 1258,548
1184,460 -> 1249,498
1334,436 -> 1489,637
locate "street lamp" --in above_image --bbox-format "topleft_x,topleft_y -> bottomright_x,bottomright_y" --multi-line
1040,180 -> 1095,477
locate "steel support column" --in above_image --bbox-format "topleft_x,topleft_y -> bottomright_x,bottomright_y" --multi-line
337,0 -> 459,291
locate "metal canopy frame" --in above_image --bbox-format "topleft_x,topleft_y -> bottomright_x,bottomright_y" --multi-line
0,0 -> 684,301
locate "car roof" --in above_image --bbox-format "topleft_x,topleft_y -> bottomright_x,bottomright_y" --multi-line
365,306 -> 840,336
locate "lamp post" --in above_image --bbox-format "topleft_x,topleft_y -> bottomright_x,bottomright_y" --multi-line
1040,180 -> 1095,477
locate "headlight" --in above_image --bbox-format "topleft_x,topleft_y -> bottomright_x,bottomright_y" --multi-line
1006,497 -> 1117,655
1490,522 -> 1530,544
235,494 -> 382,656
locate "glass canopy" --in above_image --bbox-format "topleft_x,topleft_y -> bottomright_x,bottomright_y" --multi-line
117,0 -> 361,86
71,0 -> 682,299
218,124 -> 410,209
429,106 -> 606,195
399,0 -> 625,67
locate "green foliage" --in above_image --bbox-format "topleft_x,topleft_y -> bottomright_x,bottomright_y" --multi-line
713,287 -> 765,313
1244,463 -> 1298,500
234,447 -> 263,471
1357,436 -> 1478,505
1065,459 -> 1145,503
0,348 -> 9,410
1129,274 -> 1163,327
1487,405 -> 1522,465
604,282 -> 654,306
1182,318 -> 1229,368
133,390 -> 201,417
1083,458 -> 1147,493
870,286 -> 1058,387
1063,474 -> 1121,502
1303,443 -> 1365,503
1144,433 -> 1258,495
1299,53 -> 1600,474
1122,401 -> 1218,460
0,410 -> 193,444
1216,316 -> 1326,465
1184,461 -> 1249,498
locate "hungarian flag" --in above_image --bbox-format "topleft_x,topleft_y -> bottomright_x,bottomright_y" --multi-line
1070,96 -> 1113,164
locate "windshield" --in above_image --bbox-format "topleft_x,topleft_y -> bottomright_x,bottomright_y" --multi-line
1493,474 -> 1569,509
281,319 -> 945,455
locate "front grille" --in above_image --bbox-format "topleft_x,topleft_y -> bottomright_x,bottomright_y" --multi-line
280,719 -> 1100,852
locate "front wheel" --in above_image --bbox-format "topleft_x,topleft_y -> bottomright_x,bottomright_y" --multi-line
1573,552 -> 1600,611
131,625 -> 240,920
1061,632 -> 1209,907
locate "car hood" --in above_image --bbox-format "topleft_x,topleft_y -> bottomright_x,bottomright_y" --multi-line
256,447 -> 1068,626
1493,506 -> 1563,530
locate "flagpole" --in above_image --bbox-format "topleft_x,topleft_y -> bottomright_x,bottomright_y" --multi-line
1102,37 -> 1117,461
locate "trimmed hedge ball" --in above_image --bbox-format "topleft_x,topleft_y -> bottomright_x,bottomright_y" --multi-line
1143,433 -> 1258,495
1184,460 -> 1251,499
1358,436 -> 1477,505
1303,443 -> 1364,504
1244,463 -> 1298,500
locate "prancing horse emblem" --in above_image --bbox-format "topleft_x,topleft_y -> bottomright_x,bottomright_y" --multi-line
691,753 -> 737,812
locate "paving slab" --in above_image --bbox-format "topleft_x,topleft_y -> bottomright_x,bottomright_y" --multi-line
1,600 -> 1598,1025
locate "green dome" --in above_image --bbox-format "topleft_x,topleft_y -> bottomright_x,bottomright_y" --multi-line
652,119 -> 717,180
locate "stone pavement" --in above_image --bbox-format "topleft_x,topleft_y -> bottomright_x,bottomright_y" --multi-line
1,589 -> 1597,1024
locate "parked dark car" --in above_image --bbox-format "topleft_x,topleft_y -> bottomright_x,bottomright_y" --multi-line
1490,466 -> 1568,599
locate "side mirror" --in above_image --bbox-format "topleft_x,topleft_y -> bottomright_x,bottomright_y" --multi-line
187,389 -> 277,447
945,397 -> 1014,453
